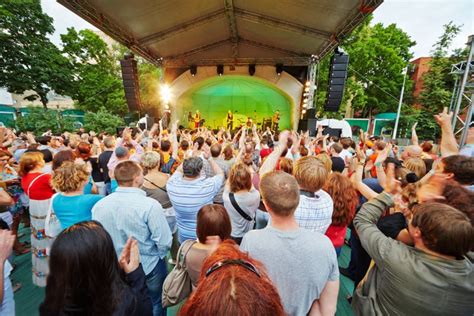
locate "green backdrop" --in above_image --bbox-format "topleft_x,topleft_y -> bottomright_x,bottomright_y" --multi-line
176,75 -> 293,129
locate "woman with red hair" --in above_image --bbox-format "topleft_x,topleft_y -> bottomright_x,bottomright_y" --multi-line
180,240 -> 284,316
323,173 -> 358,256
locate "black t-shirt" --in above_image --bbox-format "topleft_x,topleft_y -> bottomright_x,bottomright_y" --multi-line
331,156 -> 345,173
89,157 -> 104,183
98,151 -> 113,183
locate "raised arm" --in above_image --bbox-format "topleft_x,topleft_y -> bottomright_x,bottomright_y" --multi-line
411,122 -> 419,146
259,130 -> 289,175
434,107 -> 458,157
171,120 -> 179,160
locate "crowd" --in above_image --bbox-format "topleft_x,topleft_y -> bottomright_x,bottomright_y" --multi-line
0,107 -> 472,315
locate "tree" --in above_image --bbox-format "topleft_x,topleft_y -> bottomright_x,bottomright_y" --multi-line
419,22 -> 464,112
138,60 -> 163,118
16,107 -> 75,134
60,28 -> 128,115
0,0 -> 72,107
315,16 -> 416,118
83,108 -> 125,134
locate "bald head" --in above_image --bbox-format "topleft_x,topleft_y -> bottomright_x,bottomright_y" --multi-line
402,145 -> 422,160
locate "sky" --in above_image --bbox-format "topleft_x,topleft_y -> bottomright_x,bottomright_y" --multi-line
42,0 -> 473,58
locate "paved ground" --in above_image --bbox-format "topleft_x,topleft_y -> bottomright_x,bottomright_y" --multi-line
12,225 -> 354,316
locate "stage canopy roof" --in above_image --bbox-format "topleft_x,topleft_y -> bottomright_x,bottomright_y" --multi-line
58,0 -> 382,68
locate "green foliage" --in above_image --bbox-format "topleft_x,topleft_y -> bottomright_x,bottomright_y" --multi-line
16,107 -> 75,134
138,60 -> 163,118
419,22 -> 465,112
60,29 -> 127,115
83,108 -> 125,134
0,0 -> 73,107
315,16 -> 416,118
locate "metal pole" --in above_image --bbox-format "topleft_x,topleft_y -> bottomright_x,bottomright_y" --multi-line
460,93 -> 474,147
449,76 -> 459,114
452,37 -> 474,131
393,67 -> 408,139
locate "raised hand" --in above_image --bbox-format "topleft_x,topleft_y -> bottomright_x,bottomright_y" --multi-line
434,107 -> 453,128
278,130 -> 290,147
375,143 -> 392,164
384,163 -> 401,195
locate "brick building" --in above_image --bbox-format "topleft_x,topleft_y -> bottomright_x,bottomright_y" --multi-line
410,57 -> 432,107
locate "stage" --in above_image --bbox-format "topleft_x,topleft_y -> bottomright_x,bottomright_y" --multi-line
174,74 -> 294,130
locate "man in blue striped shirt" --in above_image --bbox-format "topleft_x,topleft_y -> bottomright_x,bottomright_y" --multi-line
92,161 -> 172,316
167,152 -> 224,243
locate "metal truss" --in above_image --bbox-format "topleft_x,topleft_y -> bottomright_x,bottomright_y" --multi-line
450,35 -> 474,147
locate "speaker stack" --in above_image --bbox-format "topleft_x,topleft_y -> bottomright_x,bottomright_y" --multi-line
324,52 -> 349,112
120,53 -> 142,112
298,108 -> 318,136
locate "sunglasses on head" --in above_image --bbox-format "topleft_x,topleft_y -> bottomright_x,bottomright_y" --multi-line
205,259 -> 261,278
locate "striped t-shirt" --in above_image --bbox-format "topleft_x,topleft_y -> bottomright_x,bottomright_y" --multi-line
167,171 -> 224,242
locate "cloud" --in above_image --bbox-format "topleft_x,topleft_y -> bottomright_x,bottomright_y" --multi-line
41,0 -> 97,46
372,0 -> 473,58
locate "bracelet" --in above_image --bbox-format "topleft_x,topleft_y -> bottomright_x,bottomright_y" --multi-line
375,162 -> 383,168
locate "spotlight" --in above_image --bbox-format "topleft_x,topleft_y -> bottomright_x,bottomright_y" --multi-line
305,81 -> 311,87
304,87 -> 310,92
190,65 -> 197,76
302,103 -> 307,108
302,109 -> 307,114
249,64 -> 256,76
217,64 -> 224,76
276,63 -> 283,76
303,98 -> 308,103
160,84 -> 172,103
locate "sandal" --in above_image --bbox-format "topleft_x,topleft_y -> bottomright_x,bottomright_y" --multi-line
14,246 -> 30,256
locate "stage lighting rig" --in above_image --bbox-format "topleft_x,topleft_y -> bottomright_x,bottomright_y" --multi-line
276,64 -> 283,76
217,64 -> 224,76
249,64 -> 256,76
190,65 -> 197,76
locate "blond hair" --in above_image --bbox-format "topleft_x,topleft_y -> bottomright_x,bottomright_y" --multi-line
51,161 -> 89,192
18,152 -> 45,177
141,151 -> 161,171
315,153 -> 332,174
294,156 -> 328,191
404,158 -> 426,178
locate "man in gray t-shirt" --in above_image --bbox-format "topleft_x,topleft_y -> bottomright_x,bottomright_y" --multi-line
240,171 -> 339,316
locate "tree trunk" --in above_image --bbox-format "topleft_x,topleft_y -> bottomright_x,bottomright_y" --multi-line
40,94 -> 49,109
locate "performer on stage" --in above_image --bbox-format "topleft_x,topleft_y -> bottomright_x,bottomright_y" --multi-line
187,111 -> 193,128
194,110 -> 201,129
246,116 -> 253,128
272,110 -> 280,131
227,110 -> 234,130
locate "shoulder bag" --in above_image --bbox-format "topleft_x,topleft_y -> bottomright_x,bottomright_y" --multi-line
229,192 -> 253,221
45,193 -> 62,238
162,239 -> 197,307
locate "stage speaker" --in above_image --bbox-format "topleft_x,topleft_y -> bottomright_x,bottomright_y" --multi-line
324,51 -> 349,112
298,118 -> 317,136
120,53 -> 141,112
322,127 -> 342,138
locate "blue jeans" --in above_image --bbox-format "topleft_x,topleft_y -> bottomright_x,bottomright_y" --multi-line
145,258 -> 168,316
105,182 -> 112,195
256,209 -> 270,229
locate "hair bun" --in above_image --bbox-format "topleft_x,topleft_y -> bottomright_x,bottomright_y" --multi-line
406,172 -> 419,183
